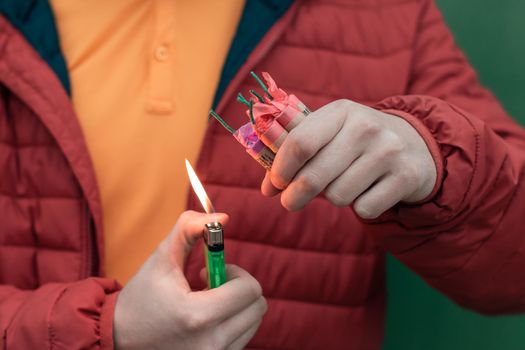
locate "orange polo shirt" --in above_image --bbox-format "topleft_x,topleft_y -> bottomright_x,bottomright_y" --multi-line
50,0 -> 245,284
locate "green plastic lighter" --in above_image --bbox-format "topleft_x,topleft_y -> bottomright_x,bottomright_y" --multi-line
204,222 -> 226,288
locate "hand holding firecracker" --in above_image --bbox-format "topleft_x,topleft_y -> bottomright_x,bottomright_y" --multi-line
210,72 -> 436,219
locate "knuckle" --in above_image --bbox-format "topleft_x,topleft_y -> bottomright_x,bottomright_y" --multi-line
226,263 -> 239,274
178,210 -> 193,222
247,277 -> 263,300
377,133 -> 405,159
398,163 -> 420,183
281,195 -> 298,212
270,172 -> 287,190
176,210 -> 197,228
354,201 -> 379,220
203,345 -> 219,350
296,171 -> 324,195
201,340 -> 223,350
287,132 -> 316,162
358,118 -> 382,137
325,189 -> 350,207
333,99 -> 354,111
182,309 -> 210,333
208,331 -> 228,350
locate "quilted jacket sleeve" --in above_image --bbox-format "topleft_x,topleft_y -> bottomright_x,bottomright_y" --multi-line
370,0 -> 525,314
0,279 -> 120,349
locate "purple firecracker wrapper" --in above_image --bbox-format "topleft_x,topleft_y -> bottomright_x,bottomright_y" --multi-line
234,123 -> 275,170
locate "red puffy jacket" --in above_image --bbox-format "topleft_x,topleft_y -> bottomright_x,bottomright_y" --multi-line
1,0 -> 525,349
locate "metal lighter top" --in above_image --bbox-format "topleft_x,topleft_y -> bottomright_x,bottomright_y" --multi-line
204,222 -> 224,249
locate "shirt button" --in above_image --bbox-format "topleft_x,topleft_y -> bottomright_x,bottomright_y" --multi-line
155,45 -> 169,61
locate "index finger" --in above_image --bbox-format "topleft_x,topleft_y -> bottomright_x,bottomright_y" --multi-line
191,265 -> 263,323
270,101 -> 347,189
165,211 -> 229,268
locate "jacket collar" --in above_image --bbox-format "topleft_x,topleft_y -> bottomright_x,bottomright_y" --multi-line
0,0 -> 71,94
1,0 -> 294,102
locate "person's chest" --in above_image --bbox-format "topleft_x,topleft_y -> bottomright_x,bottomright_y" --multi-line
49,0 -> 245,283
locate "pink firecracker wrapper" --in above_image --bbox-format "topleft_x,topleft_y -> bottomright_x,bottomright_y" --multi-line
261,72 -> 310,131
250,103 -> 288,153
233,123 -> 275,170
260,122 -> 287,153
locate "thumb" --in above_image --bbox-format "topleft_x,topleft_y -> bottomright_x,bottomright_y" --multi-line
159,210 -> 229,271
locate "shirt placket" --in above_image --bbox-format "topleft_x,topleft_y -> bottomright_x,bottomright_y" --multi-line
146,0 -> 175,115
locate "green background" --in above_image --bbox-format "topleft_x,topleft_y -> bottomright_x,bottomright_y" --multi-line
384,1 -> 525,349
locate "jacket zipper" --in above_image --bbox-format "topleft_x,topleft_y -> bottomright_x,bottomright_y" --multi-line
84,202 -> 98,277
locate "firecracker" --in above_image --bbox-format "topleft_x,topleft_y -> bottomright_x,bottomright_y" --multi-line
209,71 -> 310,170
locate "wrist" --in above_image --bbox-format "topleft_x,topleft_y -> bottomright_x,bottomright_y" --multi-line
113,288 -> 137,350
379,108 -> 444,203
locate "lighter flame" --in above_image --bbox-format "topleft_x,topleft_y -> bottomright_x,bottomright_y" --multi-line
185,159 -> 215,214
